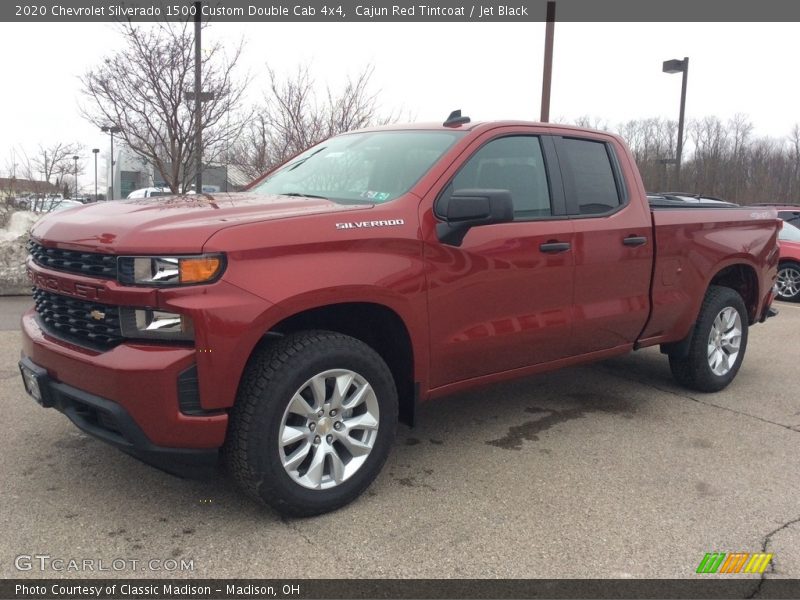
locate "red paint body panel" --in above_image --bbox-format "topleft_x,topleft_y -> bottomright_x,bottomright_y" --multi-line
20,121 -> 780,452
20,313 -> 227,448
641,209 -> 779,344
780,239 -> 800,263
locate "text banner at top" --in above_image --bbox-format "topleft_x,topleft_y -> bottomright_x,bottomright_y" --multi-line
4,0 -> 800,22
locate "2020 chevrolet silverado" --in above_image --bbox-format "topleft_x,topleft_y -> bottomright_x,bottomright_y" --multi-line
20,116 -> 780,516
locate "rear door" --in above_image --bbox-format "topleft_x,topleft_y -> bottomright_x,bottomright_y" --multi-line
553,134 -> 653,354
423,129 -> 576,388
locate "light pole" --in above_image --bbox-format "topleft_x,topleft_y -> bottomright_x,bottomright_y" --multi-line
72,155 -> 79,200
92,148 -> 99,201
101,125 -> 121,199
663,56 -> 689,187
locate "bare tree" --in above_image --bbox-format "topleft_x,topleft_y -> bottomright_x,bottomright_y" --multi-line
229,65 -> 397,180
14,151 -> 52,210
789,124 -> 800,200
573,115 -> 610,131
81,21 -> 249,193
3,149 -> 19,179
568,114 -> 800,203
26,142 -> 83,185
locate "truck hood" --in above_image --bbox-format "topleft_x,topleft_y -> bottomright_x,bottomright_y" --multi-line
31,193 -> 371,254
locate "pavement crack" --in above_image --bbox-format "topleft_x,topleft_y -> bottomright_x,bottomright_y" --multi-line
746,516 -> 800,598
592,365 -> 798,434
280,516 -> 315,546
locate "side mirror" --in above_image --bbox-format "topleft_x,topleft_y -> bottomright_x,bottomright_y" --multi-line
436,188 -> 514,246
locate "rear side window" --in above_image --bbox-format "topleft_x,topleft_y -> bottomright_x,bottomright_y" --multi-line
559,138 -> 621,215
449,136 -> 552,220
779,211 -> 800,226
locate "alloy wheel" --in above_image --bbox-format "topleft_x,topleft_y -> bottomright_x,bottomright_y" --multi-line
776,266 -> 800,299
706,306 -> 742,377
278,369 -> 380,490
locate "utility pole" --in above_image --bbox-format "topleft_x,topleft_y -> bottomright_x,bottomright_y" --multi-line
540,1 -> 556,122
194,0 -> 202,194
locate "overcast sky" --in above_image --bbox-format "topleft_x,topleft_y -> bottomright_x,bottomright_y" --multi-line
1,21 -> 798,186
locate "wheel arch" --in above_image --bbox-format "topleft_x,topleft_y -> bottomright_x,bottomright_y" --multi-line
661,262 -> 758,359
250,301 -> 418,427
707,262 -> 760,324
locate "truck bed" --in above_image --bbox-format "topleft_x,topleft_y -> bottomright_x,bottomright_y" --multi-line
639,206 -> 780,346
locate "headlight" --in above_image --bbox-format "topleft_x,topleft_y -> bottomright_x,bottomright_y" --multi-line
119,308 -> 194,341
118,254 -> 224,286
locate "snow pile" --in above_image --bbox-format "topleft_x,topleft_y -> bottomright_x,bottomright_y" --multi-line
0,208 -> 40,295
0,211 -> 40,242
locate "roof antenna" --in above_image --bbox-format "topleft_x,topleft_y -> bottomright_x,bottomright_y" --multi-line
443,110 -> 470,127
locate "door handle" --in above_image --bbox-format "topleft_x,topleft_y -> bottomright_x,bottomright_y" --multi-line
623,235 -> 648,247
539,241 -> 571,253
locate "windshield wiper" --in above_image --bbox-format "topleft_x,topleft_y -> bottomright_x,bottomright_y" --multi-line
281,192 -> 329,200
286,147 -> 326,171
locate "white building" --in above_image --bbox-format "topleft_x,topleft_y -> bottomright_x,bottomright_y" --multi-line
106,146 -> 250,199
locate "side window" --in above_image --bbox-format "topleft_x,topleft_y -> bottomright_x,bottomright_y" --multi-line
559,138 -> 621,215
450,136 -> 552,220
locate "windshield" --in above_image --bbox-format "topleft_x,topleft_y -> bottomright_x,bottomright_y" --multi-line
251,130 -> 463,204
779,220 -> 800,242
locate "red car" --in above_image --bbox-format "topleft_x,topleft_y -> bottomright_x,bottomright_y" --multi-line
19,117 -> 780,515
778,220 -> 800,301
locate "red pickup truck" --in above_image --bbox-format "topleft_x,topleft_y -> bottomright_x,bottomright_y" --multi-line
20,117 -> 780,516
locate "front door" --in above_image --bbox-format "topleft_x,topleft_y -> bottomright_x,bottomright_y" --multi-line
423,131 -> 576,388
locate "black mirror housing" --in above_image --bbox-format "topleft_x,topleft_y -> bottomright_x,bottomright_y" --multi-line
436,189 -> 514,246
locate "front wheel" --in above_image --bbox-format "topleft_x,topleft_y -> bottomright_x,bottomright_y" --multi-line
225,331 -> 398,517
668,285 -> 749,393
776,261 -> 800,302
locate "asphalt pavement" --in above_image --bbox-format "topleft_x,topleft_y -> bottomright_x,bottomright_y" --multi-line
1,296 -> 798,582
0,295 -> 30,331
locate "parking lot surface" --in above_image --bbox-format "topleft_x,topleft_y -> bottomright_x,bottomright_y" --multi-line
1,297 -> 799,580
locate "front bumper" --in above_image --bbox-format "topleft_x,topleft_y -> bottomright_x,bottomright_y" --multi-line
19,356 -> 219,477
20,311 -> 228,477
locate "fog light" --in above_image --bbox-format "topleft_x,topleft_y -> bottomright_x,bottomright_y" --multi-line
119,308 -> 194,342
22,369 -> 42,401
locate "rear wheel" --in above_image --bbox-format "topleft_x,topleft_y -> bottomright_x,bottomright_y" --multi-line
225,330 -> 398,517
669,285 -> 749,392
776,261 -> 800,301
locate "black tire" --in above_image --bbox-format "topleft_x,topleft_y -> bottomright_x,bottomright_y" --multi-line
776,261 -> 800,302
225,330 -> 398,517
668,285 -> 749,393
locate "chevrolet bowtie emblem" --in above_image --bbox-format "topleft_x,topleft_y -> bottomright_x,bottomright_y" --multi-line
89,309 -> 106,321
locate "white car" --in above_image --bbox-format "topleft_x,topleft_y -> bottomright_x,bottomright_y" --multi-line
47,199 -> 84,213
126,187 -> 174,199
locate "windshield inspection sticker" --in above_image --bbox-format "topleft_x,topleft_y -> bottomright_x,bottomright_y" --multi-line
336,219 -> 405,230
360,190 -> 392,201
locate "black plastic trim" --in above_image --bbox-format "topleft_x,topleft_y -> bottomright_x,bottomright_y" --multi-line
539,241 -> 571,253
18,357 -> 219,479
